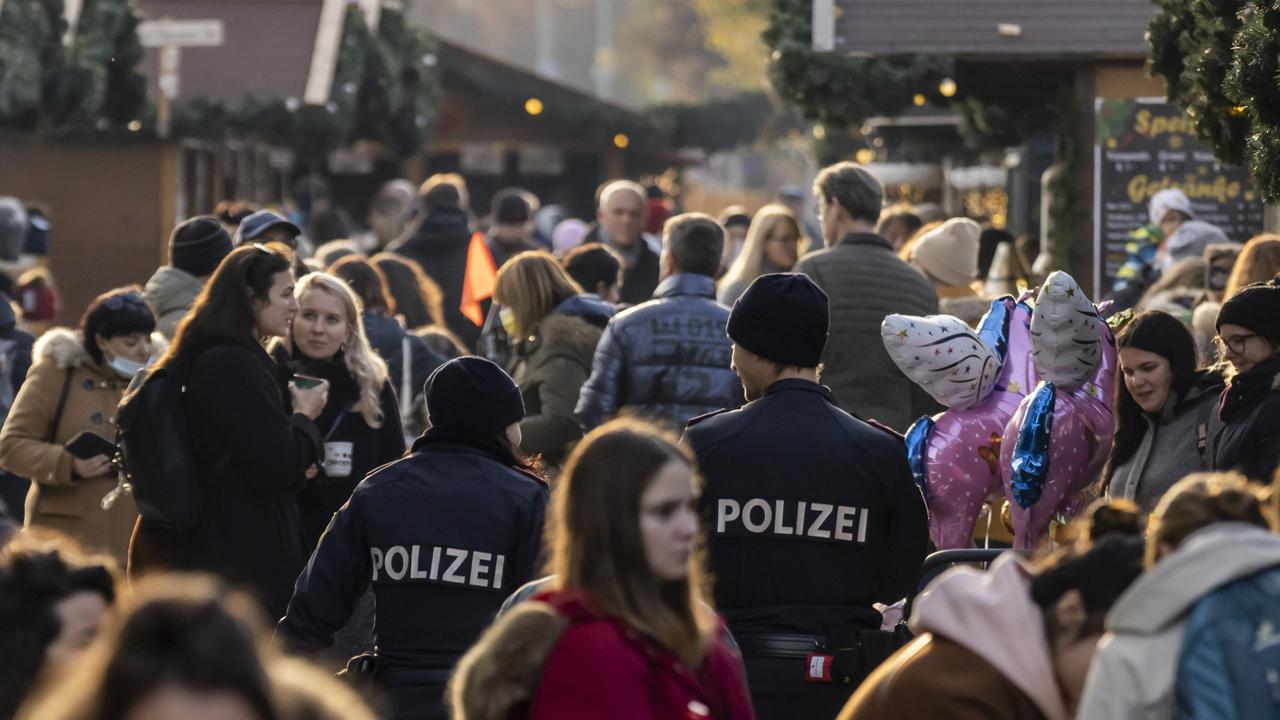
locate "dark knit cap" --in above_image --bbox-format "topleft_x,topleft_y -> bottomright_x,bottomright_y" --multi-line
727,273 -> 829,367
1029,535 -> 1144,615
1216,279 -> 1280,345
170,216 -> 233,278
425,356 -> 525,436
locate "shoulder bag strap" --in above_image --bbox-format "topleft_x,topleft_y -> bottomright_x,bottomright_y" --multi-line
46,367 -> 73,443
400,336 -> 413,424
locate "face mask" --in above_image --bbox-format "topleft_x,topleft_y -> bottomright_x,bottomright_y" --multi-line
498,307 -> 518,338
109,355 -> 149,379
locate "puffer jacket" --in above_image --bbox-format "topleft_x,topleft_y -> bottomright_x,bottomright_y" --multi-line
1212,355 -> 1280,481
511,296 -> 611,464
1107,370 -> 1225,512
575,274 -> 741,431
143,265 -> 203,339
0,328 -> 138,565
794,232 -> 939,431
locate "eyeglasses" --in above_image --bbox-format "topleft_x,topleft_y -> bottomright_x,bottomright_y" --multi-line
1214,332 -> 1257,355
103,292 -> 148,312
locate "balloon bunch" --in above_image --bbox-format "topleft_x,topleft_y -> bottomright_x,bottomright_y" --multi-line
882,271 -> 1117,549
1000,272 -> 1116,548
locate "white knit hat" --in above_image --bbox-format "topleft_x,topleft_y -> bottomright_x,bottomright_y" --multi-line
1148,188 -> 1195,226
912,217 -> 982,287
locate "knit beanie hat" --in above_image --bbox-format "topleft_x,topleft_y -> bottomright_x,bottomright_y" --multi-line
1148,187 -> 1195,227
425,356 -> 525,436
911,217 -> 981,287
170,216 -> 233,278
1029,535 -> 1144,615
1216,279 -> 1280,345
727,273 -> 829,367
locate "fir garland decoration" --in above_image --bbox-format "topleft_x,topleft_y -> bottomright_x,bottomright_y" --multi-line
170,5 -> 441,162
0,0 -> 147,135
762,0 -> 953,129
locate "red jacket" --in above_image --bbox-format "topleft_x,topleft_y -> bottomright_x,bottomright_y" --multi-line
529,589 -> 756,720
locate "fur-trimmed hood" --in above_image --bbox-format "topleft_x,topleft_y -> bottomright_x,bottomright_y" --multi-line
33,327 -> 92,370
448,601 -> 568,720
32,327 -> 168,372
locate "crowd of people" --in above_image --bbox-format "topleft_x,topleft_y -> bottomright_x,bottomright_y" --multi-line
0,159 -> 1278,720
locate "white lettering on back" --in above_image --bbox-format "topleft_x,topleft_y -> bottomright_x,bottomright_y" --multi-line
470,551 -> 491,587
773,499 -> 794,535
370,547 -> 384,581
442,548 -> 468,584
385,546 -> 409,581
717,499 -> 740,533
808,504 -> 833,539
410,545 -> 428,579
834,505 -> 856,542
743,499 -> 771,533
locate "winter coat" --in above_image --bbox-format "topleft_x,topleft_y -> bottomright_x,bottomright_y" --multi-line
575,274 -> 741,431
269,344 -> 406,549
523,589 -> 756,720
363,311 -> 446,435
509,296 -> 610,464
131,343 -> 322,619
1173,562 -> 1280,719
0,328 -> 138,565
581,224 -> 662,306
839,555 -> 1067,720
1107,371 -> 1225,512
389,206 -> 476,346
684,379 -> 929,638
1076,523 -> 1280,720
794,232 -> 940,431
279,438 -> 548,719
143,265 -> 203,340
1212,355 -> 1280,481
486,233 -> 539,270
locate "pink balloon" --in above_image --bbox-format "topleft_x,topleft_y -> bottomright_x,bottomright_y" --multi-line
1001,321 -> 1117,549
912,298 -> 1037,549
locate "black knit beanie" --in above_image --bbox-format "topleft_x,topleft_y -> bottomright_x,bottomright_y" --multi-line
1216,279 -> 1280,345
727,273 -> 829,367
425,356 -> 525,436
1029,535 -> 1144,615
170,216 -> 233,278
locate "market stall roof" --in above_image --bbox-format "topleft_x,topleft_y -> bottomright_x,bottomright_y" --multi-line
133,0 -> 332,103
826,0 -> 1154,60
437,38 -> 649,136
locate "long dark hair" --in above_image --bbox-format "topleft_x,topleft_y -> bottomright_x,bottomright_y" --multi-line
329,256 -> 393,315
547,419 -> 715,668
1103,311 -> 1200,481
156,242 -> 293,371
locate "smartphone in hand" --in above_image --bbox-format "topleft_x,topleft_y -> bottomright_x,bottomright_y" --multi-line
290,375 -> 326,390
64,431 -> 118,460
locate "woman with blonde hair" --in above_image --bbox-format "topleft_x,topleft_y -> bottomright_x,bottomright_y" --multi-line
1225,234 -> 1280,298
718,204 -> 806,306
270,272 -> 405,549
450,419 -> 754,720
493,251 -> 613,466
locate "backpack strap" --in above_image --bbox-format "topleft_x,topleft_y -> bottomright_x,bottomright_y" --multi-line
45,367 -> 73,443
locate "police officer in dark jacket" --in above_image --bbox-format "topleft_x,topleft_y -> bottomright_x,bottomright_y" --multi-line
278,357 -> 548,720
683,273 -> 930,720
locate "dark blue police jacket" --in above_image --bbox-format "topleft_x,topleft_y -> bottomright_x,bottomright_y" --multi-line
278,441 -> 548,669
683,379 -> 929,638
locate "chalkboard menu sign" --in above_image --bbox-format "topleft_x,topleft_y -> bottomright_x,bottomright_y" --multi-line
1093,97 -> 1263,293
